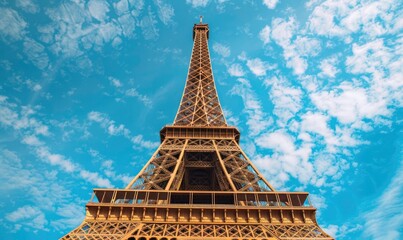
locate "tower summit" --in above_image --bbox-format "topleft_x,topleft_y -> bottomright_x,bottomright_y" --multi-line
62,22 -> 333,240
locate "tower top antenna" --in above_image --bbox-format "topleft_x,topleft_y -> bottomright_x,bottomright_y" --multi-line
199,15 -> 203,23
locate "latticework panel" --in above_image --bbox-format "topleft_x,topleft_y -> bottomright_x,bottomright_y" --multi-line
214,139 -> 275,192
127,139 -> 187,190
127,138 -> 274,192
62,221 -> 332,240
127,223 -> 278,239
174,24 -> 226,127
263,224 -> 332,239
61,221 -> 141,240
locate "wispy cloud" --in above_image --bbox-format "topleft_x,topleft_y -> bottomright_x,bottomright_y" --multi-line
227,63 -> 245,77
88,111 -> 159,150
0,96 -> 113,188
23,39 -> 49,70
16,0 -> 40,13
254,130 -> 313,187
319,56 -> 339,78
230,78 -> 272,136
154,0 -> 175,25
88,0 -> 110,22
6,205 -> 48,232
0,149 -> 84,233
308,0 -> 401,38
213,42 -> 230,58
140,6 -> 159,40
262,0 -> 279,10
264,76 -> 302,125
109,77 -> 123,88
107,76 -> 152,107
50,203 -> 85,231
245,57 -> 276,77
0,8 -> 27,41
323,223 -> 362,239
270,17 -> 322,75
125,88 -> 152,107
363,156 -> 403,239
259,25 -> 271,45
186,0 -> 210,8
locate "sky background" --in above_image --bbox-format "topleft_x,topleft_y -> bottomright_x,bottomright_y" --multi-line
0,0 -> 402,239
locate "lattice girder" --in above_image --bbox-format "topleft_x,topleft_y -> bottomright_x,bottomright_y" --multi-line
174,24 -> 226,127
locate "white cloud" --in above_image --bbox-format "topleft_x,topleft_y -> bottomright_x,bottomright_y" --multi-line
259,25 -> 271,45
125,88 -> 152,106
309,194 -> 327,210
0,149 -> 87,234
256,130 -> 295,153
319,56 -> 339,78
0,97 -> 116,190
263,0 -> 279,9
346,39 -> 392,76
23,39 -> 49,70
88,0 -> 110,22
114,0 -> 130,15
222,108 -> 240,127
107,123 -> 126,136
50,203 -> 85,231
246,58 -> 275,76
300,112 -> 360,152
100,159 -> 132,185
154,0 -> 175,25
310,82 -> 389,125
36,147 -> 77,173
0,8 -> 27,41
140,6 -> 159,40
271,17 -> 296,46
227,63 -> 245,77
270,17 -> 313,75
254,130 -> 314,187
16,0 -> 39,13
6,206 -> 48,231
79,170 -> 113,188
264,76 -> 302,125
39,0 -> 145,59
109,77 -> 122,87
26,80 -> 44,92
294,36 -> 321,57
213,43 -> 230,58
22,135 -> 43,146
230,78 -> 272,136
308,0 -> 400,38
0,97 -> 50,136
88,111 -> 158,150
33,84 -> 42,91
186,0 -> 210,8
117,13 -> 136,38
132,135 -> 159,149
323,224 -> 362,239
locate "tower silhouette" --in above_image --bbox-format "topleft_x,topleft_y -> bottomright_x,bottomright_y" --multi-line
62,22 -> 333,240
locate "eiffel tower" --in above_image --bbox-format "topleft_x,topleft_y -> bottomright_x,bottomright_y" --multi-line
62,20 -> 333,240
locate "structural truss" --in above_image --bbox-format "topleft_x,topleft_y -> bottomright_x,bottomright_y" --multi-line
62,21 -> 333,240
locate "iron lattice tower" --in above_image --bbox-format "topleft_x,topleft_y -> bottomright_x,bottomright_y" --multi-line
62,22 -> 333,240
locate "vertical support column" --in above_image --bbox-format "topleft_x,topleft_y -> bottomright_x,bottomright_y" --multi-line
164,139 -> 189,190
125,139 -> 167,189
213,140 -> 237,191
233,140 -> 276,191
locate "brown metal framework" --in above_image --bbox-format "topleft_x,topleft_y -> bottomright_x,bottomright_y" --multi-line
62,21 -> 333,240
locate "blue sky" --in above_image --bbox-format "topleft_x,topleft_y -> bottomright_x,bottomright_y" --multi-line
0,0 -> 402,239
